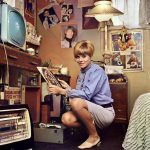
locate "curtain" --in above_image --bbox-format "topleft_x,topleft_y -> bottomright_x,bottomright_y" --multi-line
112,0 -> 140,28
139,0 -> 150,26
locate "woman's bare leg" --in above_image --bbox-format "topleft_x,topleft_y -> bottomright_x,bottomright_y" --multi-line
61,111 -> 81,127
69,98 -> 100,147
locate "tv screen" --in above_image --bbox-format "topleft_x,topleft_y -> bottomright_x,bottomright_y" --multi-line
0,4 -> 26,50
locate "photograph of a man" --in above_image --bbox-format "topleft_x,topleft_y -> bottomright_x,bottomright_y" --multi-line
39,6 -> 60,30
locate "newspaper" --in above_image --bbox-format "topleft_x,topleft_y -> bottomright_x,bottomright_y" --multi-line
37,67 -> 62,87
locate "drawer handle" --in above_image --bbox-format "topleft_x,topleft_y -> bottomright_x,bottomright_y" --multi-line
30,61 -> 38,65
8,55 -> 18,60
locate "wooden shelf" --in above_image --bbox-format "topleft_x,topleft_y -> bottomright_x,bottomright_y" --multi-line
22,85 -> 41,123
0,44 -> 41,72
0,43 -> 42,123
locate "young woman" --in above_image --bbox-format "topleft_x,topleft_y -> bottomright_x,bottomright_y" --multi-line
48,40 -> 115,149
61,26 -> 77,48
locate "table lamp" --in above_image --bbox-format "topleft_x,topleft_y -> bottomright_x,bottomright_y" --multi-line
85,0 -> 124,53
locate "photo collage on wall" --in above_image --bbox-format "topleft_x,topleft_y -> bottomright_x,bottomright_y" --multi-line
38,0 -> 77,48
109,29 -> 143,72
38,0 -> 74,29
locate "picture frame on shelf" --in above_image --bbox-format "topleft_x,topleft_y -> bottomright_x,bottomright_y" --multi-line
109,29 -> 143,72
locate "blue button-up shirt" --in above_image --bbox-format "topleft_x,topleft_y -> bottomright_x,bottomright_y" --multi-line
67,63 -> 113,106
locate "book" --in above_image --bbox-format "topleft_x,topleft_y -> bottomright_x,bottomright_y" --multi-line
37,67 -> 62,87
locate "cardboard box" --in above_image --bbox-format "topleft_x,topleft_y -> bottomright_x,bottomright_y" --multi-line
34,124 -> 68,144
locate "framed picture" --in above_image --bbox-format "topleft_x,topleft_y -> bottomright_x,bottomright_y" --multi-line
24,0 -> 36,26
109,29 -> 143,72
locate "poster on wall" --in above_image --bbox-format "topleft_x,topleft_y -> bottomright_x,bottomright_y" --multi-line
38,5 -> 60,30
61,4 -> 73,22
61,24 -> 78,48
24,0 -> 36,26
109,29 -> 143,72
82,6 -> 99,29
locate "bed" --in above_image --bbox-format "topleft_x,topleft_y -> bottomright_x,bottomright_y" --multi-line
122,93 -> 150,150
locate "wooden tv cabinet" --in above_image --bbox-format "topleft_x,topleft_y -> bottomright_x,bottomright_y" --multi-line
0,44 -> 41,72
0,43 -> 41,123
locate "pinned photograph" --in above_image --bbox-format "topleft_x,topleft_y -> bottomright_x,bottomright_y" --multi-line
126,51 -> 142,69
61,4 -> 73,22
25,0 -> 35,14
61,25 -> 78,48
112,52 -> 125,67
39,6 -> 60,30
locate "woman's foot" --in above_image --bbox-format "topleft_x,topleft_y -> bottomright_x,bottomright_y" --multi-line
78,136 -> 101,149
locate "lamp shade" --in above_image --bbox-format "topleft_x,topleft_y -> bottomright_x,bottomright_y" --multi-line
85,0 -> 124,22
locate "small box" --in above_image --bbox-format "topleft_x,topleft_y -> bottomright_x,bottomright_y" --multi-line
34,124 -> 68,144
4,86 -> 21,104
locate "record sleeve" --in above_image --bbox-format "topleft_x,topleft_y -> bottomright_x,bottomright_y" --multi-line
37,67 -> 62,87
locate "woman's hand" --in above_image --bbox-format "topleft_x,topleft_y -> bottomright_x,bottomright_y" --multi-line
48,84 -> 66,95
58,79 -> 70,89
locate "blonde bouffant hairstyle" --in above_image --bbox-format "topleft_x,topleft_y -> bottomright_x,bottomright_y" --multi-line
73,40 -> 94,58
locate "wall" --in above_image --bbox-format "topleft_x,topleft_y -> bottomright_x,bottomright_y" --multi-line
37,1 -> 150,115
37,0 -> 101,88
125,30 -> 150,114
